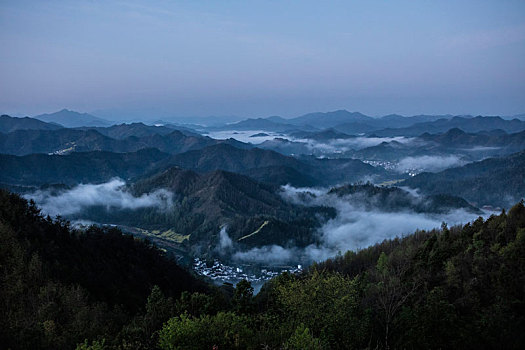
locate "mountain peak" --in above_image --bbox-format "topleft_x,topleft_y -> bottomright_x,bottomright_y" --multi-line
446,128 -> 466,135
34,109 -> 111,128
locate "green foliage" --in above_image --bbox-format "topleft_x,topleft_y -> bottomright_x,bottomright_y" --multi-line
276,270 -> 369,348
175,291 -> 226,317
2,189 -> 525,349
284,324 -> 324,350
158,312 -> 253,350
76,339 -> 106,350
0,190 -> 207,350
313,200 -> 525,349
232,279 -> 254,314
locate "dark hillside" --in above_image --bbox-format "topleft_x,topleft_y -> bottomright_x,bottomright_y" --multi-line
403,151 -> 525,207
0,189 -> 209,349
0,114 -> 63,133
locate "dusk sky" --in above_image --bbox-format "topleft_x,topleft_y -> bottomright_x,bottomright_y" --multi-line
1,0 -> 524,120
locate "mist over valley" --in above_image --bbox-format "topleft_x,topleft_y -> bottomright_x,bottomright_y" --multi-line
2,1 -> 524,347
2,110 -> 524,288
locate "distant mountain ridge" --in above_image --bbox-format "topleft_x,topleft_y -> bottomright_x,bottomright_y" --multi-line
210,118 -> 315,132
0,128 -> 249,156
347,128 -> 525,162
371,116 -> 525,136
286,110 -> 373,128
211,110 -> 524,137
420,128 -> 525,150
0,143 -> 390,189
34,109 -> 112,127
402,151 -> 525,208
75,122 -> 190,139
0,114 -> 63,133
218,110 -> 467,133
0,148 -> 169,186
158,144 -> 389,186
330,183 -> 480,214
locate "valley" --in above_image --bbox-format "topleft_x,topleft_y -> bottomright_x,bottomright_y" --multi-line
3,110 -> 523,287
3,2 -> 525,347
3,2 -> 525,348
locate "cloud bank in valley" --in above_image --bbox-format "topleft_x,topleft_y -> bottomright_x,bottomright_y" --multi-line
395,155 -> 467,173
206,130 -> 282,144
234,185 -> 486,265
233,245 -> 296,265
207,129 -> 416,155
293,136 -> 415,154
25,179 -> 173,217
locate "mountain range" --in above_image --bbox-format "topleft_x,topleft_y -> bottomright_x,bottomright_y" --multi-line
402,151 -> 525,208
0,127 -> 248,156
76,167 -> 336,254
34,109 -> 113,127
369,116 -> 525,137
210,111 -> 525,137
346,128 -> 525,162
330,183 -> 481,214
0,142 -> 390,188
0,148 -> 169,186
0,114 -> 63,133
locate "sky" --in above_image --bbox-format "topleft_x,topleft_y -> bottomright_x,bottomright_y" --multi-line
1,0 -> 524,120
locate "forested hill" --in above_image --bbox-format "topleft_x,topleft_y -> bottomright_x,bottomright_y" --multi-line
329,183 -> 481,214
159,143 -> 388,186
0,189 -> 210,350
0,128 -> 247,156
1,189 -> 525,349
102,167 -> 334,249
0,114 -> 63,133
299,201 -> 525,349
0,143 -> 388,189
0,148 -> 170,186
402,150 -> 525,208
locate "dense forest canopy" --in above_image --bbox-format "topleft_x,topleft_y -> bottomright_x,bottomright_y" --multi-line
1,189 -> 524,349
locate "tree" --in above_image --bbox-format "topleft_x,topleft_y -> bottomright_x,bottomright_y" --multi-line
233,279 -> 254,314
372,252 -> 419,350
285,324 -> 324,350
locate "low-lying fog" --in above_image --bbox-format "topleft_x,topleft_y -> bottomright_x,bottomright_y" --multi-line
394,155 -> 467,173
205,130 -> 471,174
206,129 -> 414,150
231,185 -> 489,265
24,179 -> 173,217
206,130 -> 282,144
296,136 -> 413,153
24,180 -> 492,267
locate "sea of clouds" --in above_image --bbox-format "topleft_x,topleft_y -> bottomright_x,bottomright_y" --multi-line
232,185 -> 488,265
24,179 -> 173,217
394,155 -> 467,173
206,129 -> 416,153
24,178 -> 489,268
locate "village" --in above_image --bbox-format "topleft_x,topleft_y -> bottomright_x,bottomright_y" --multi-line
192,257 -> 303,285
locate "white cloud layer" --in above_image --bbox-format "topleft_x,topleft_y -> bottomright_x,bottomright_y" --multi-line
234,185 -> 487,265
395,155 -> 467,173
25,179 -> 173,217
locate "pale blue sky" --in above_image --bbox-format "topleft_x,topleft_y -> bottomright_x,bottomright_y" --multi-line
1,0 -> 524,119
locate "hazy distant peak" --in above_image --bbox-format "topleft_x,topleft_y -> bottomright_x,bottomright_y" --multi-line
34,109 -> 112,128
445,127 -> 467,135
380,114 -> 405,119
265,115 -> 289,123
0,114 -> 63,133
